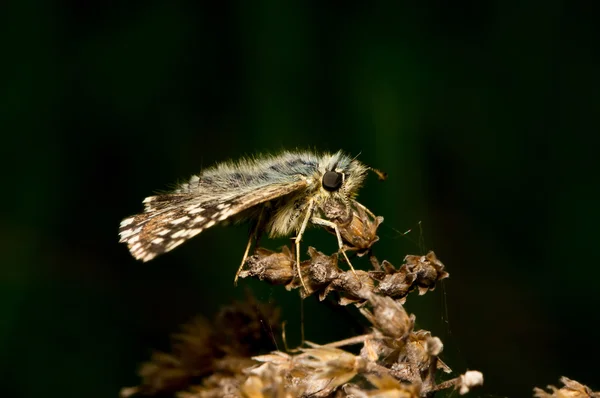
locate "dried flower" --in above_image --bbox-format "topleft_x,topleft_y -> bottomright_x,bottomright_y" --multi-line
297,346 -> 366,396
361,294 -> 414,340
534,377 -> 600,398
371,251 -> 448,301
334,203 -> 384,255
241,246 -> 295,285
403,252 -> 449,295
241,362 -> 300,398
122,205 -> 490,397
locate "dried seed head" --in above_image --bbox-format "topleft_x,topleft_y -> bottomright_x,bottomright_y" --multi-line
324,270 -> 374,305
298,346 -> 366,396
404,251 -> 449,294
362,295 -> 414,340
286,247 -> 342,298
306,246 -> 341,285
372,260 -> 417,299
399,330 -> 439,374
335,201 -> 384,254
240,246 -> 295,285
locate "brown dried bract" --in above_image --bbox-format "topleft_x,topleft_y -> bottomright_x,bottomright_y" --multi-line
335,201 -> 384,255
371,251 -> 449,301
241,246 -> 449,307
123,203 -> 489,397
240,246 -> 296,285
403,251 -> 449,294
534,377 -> 600,398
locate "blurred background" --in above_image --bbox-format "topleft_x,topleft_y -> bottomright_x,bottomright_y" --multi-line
2,1 -> 599,397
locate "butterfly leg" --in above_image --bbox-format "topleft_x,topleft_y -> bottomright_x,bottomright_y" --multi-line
234,207 -> 265,285
295,198 -> 316,293
234,235 -> 254,286
311,217 -> 358,279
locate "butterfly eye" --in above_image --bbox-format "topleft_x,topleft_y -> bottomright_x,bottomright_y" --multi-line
322,171 -> 343,191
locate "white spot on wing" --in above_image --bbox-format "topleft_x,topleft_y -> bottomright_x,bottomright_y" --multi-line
141,253 -> 155,262
120,225 -> 142,241
170,216 -> 190,225
171,230 -> 188,239
119,229 -> 133,240
120,217 -> 135,227
165,239 -> 185,251
217,209 -> 235,221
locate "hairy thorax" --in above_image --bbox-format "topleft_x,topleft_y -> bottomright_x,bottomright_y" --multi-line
266,187 -> 352,238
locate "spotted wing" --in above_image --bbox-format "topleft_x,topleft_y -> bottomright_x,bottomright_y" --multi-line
119,179 -> 308,262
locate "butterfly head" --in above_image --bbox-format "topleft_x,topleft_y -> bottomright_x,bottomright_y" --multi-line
312,152 -> 369,223
318,151 -> 368,197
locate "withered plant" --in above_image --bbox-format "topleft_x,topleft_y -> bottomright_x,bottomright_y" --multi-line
121,203 -> 597,397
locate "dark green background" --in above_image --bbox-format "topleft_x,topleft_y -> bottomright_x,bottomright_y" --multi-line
3,1 -> 599,397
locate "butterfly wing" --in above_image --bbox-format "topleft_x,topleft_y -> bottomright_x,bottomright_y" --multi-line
119,179 -> 308,262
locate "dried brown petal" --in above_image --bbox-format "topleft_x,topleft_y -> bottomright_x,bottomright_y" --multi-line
252,352 -> 293,369
361,338 -> 380,362
241,362 -> 300,398
297,346 -> 365,396
360,374 -> 420,398
534,377 -> 600,398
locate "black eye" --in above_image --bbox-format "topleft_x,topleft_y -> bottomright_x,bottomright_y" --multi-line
322,171 -> 343,191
